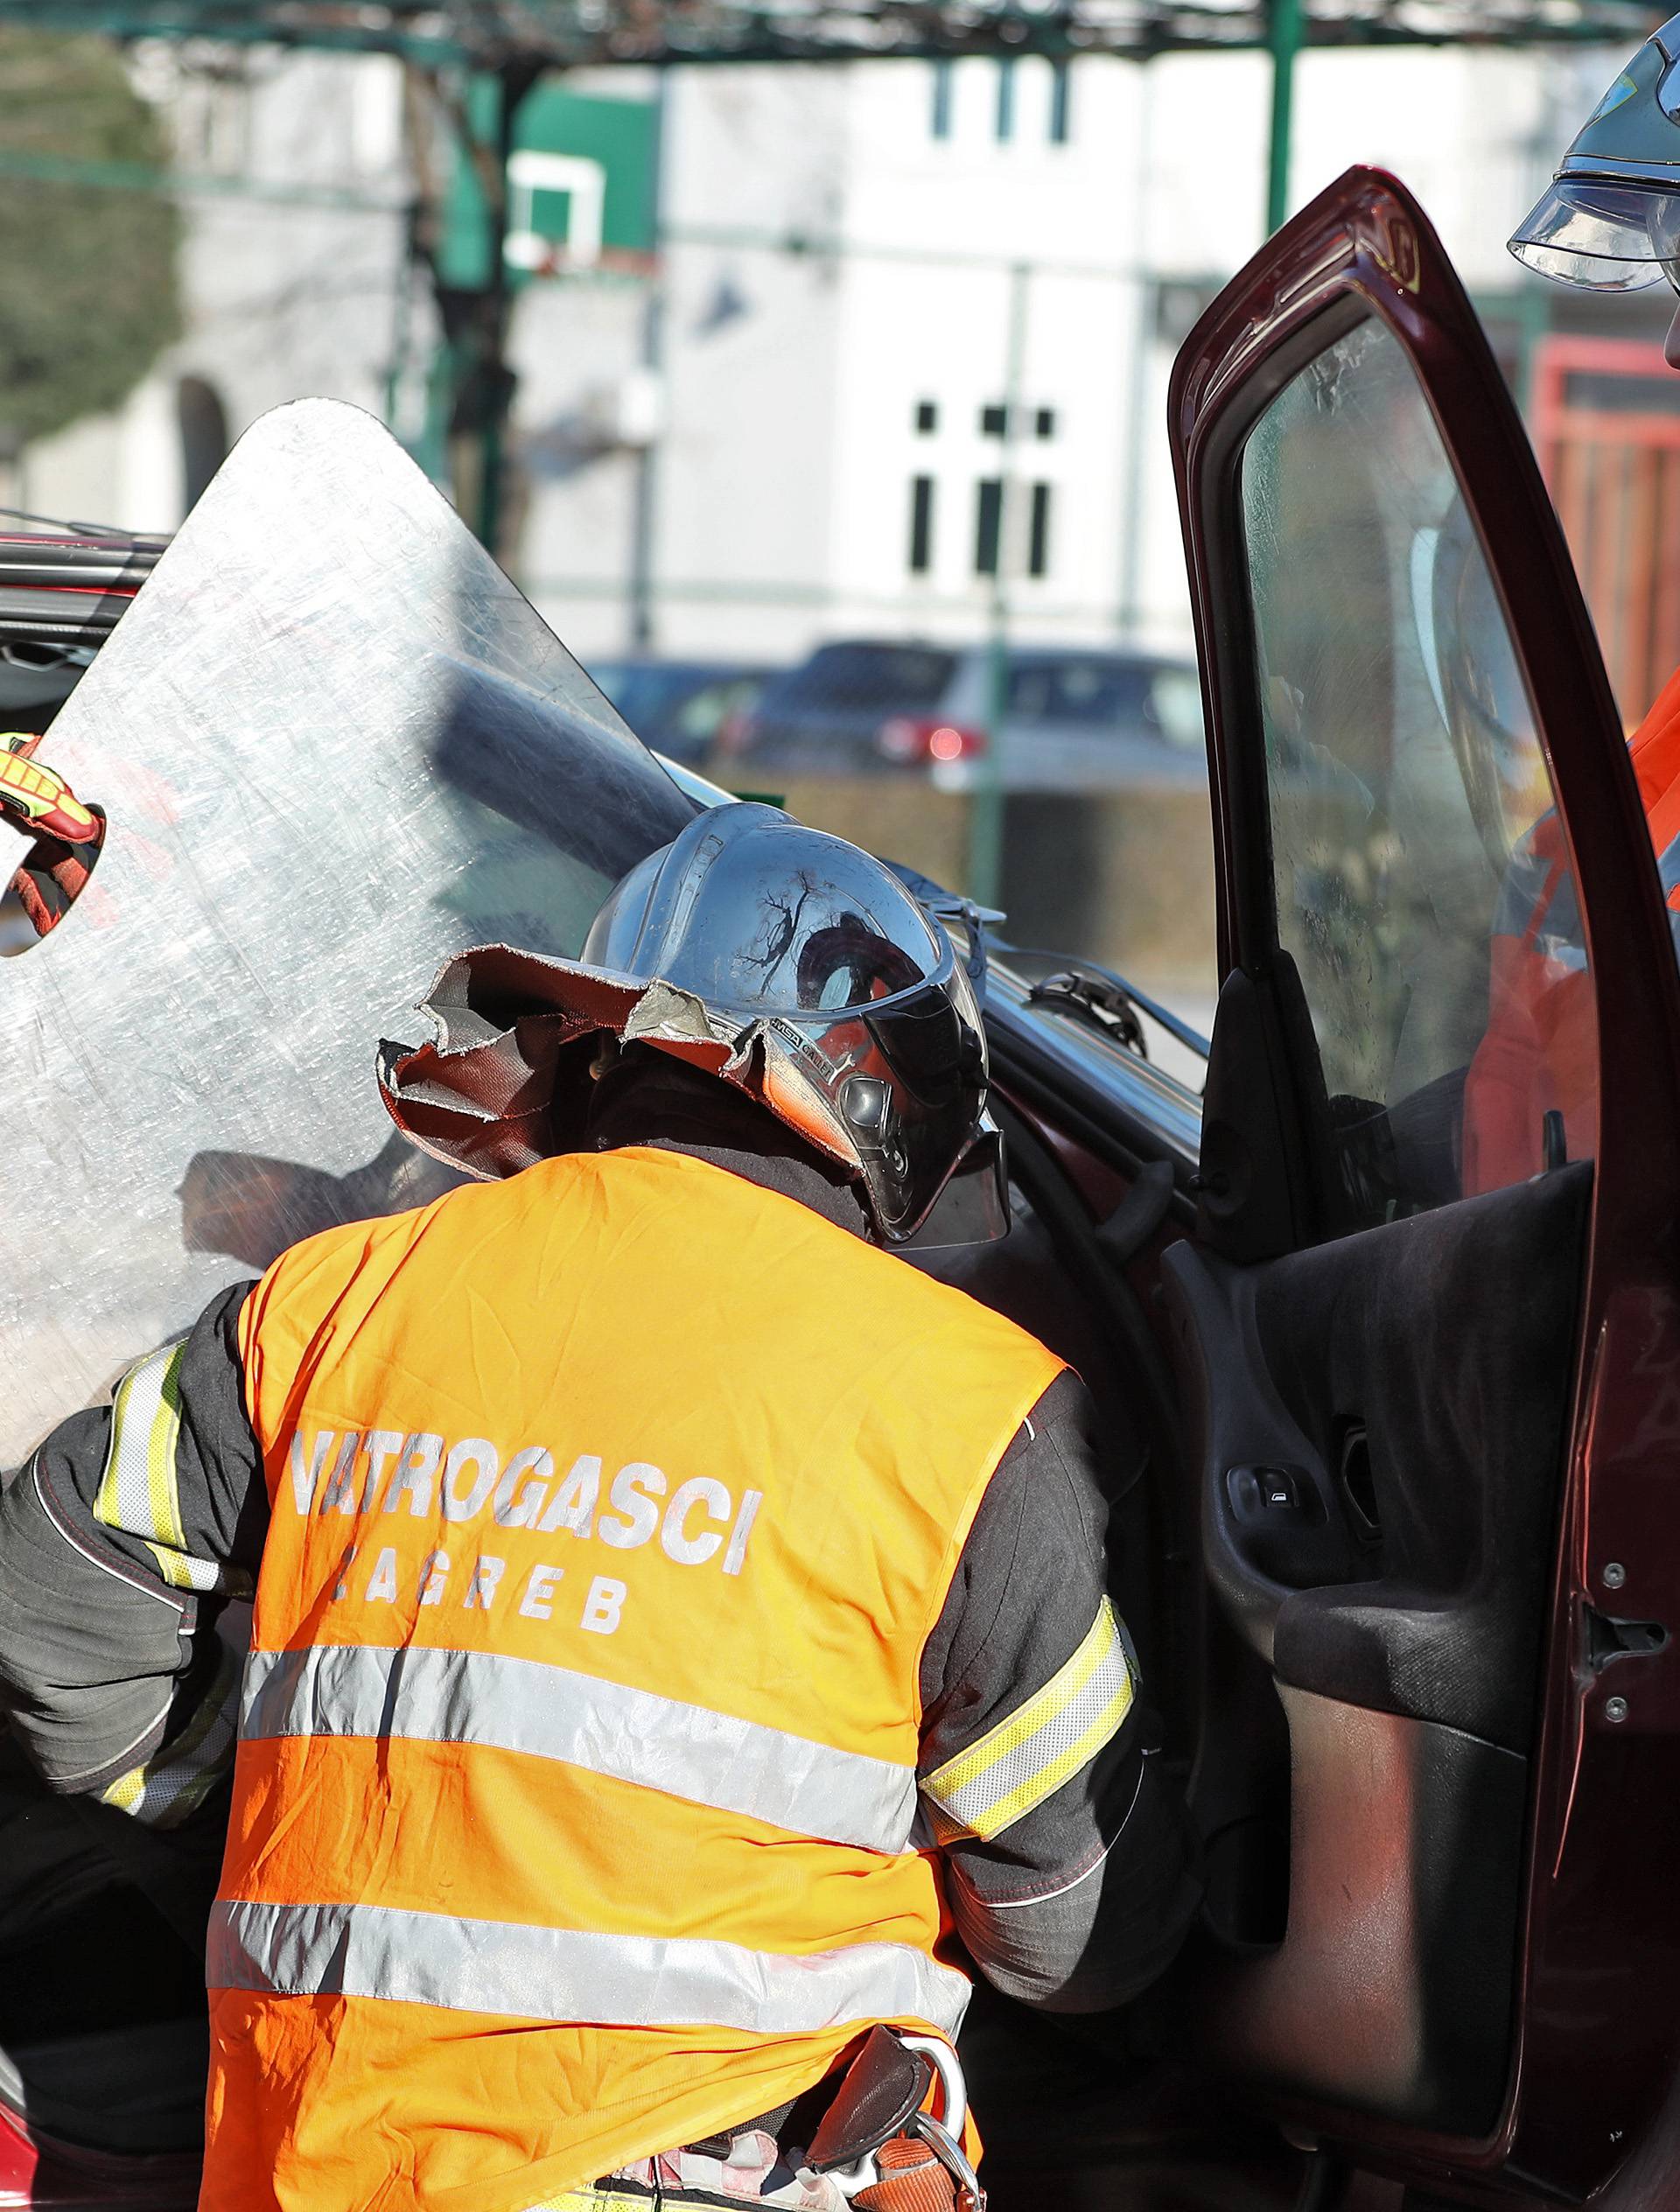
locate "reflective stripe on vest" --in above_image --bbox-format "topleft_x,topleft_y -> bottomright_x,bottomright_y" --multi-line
241,1642 -> 918,1855
210,1897 -> 970,2040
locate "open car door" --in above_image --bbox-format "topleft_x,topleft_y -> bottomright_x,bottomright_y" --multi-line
1166,170 -> 1680,2198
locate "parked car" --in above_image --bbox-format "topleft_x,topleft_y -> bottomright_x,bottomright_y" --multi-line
5,172 -> 1680,2211
584,655 -> 773,766
718,638 -> 960,775
723,637 -> 1204,789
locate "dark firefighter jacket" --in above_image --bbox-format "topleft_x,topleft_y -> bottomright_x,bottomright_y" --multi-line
0,1074 -> 1198,2211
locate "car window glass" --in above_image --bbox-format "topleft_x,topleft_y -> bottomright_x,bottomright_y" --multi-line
594,665 -> 695,735
773,643 -> 956,711
1149,667 -> 1205,751
1242,315 -> 1598,1231
1005,656 -> 1151,725
676,678 -> 754,743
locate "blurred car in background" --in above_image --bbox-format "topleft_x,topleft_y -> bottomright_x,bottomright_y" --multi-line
719,638 -> 1204,789
587,655 -> 772,766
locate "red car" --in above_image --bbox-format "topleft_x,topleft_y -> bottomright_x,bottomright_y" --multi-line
4,169 -> 1680,2210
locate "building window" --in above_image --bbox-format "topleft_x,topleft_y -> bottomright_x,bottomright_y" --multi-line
975,480 -> 1004,576
909,476 -> 936,573
981,402 -> 1008,437
995,57 -> 1015,144
1049,60 -> 1071,144
1035,405 -> 1056,439
1028,483 -> 1053,578
931,60 -> 954,140
915,399 -> 938,434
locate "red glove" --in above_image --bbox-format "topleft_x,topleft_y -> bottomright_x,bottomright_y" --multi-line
0,732 -> 99,844
0,732 -> 103,938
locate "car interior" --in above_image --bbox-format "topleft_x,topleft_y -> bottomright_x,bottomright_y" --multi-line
0,1747 -> 214,2155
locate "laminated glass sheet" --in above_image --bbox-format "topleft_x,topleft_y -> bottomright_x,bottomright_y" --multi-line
1,399 -> 696,1465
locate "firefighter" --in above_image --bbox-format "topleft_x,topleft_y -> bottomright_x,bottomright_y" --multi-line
1445,52 -> 1680,1193
0,803 -> 1198,2212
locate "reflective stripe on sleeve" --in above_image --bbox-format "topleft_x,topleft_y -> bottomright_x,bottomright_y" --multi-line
920,1596 -> 1135,1844
94,1340 -> 230,1594
240,1643 -> 919,1856
101,1640 -> 240,1829
522,2194 -> 652,2212
208,1897 -> 970,2040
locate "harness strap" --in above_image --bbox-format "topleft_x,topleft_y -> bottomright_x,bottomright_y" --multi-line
854,2136 -> 957,2212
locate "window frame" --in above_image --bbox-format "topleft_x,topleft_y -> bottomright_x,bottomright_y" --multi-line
908,473 -> 935,575
994,54 -> 1016,142
929,60 -> 954,140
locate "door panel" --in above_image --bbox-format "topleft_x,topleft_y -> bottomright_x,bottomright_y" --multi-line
1166,1166 -> 1588,2136
1170,170 -> 1680,2196
1226,1684 -> 1525,2137
1174,1166 -> 1589,1750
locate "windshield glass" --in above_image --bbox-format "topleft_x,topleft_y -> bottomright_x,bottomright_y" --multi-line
770,643 -> 957,711
0,398 -> 695,1466
1005,655 -> 1152,724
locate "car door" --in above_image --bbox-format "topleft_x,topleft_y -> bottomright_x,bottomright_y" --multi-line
1166,168 -> 1680,2200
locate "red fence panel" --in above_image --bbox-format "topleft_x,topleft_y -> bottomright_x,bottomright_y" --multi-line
1532,333 -> 1680,730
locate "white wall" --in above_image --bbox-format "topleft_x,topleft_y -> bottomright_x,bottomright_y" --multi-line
648,67 -> 851,659
825,59 -> 1138,646
563,42 -> 1607,670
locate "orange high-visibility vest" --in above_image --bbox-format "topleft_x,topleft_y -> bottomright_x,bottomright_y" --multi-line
1461,668 -> 1680,1195
206,1144 -> 1064,2212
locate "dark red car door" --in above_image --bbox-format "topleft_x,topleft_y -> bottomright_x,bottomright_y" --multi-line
1166,167 -> 1680,2199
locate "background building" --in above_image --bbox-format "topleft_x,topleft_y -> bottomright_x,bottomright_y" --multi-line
16,35 -> 1679,710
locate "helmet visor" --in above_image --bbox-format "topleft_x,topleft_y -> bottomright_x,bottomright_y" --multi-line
757,962 -> 989,1239
598,809 -> 951,1020
1508,177 -> 1680,290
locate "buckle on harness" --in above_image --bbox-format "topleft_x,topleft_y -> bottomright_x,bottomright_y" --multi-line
803,2029 -> 984,2212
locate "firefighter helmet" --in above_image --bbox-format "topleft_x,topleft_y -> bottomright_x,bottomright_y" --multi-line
1509,16 -> 1680,291
381,804 -> 1009,1250
581,804 -> 1004,1246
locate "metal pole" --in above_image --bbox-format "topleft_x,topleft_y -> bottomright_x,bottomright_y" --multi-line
477,66 -> 519,555
1116,66 -> 1156,639
628,69 -> 668,653
1266,0 -> 1305,236
968,259 -> 1030,912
